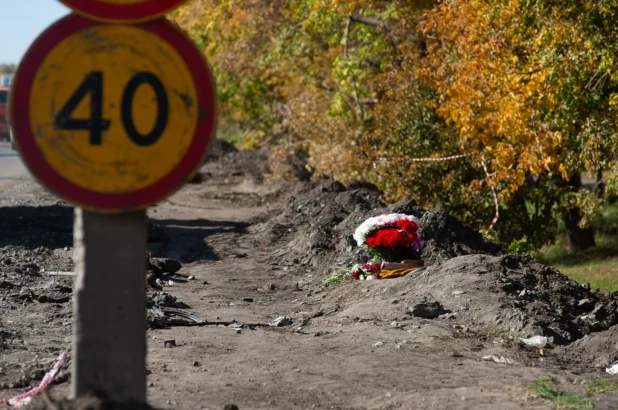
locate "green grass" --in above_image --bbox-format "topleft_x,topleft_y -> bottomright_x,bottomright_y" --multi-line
532,380 -> 593,409
536,202 -> 618,293
587,378 -> 618,394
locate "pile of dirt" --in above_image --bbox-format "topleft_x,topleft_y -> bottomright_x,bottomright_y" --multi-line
252,179 -> 383,267
198,147 -> 270,184
255,178 -> 501,269
560,324 -> 618,368
255,177 -> 618,346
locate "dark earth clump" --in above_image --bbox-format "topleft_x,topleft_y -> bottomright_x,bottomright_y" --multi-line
408,296 -> 445,318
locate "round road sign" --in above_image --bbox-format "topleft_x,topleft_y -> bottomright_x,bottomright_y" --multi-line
59,0 -> 188,23
11,14 -> 217,212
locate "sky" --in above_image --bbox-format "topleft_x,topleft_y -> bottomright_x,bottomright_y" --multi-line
0,1 -> 71,64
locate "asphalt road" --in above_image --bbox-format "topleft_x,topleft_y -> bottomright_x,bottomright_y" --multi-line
0,142 -> 30,191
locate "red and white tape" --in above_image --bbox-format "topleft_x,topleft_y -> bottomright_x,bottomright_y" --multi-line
373,153 -> 499,233
0,352 -> 67,407
480,160 -> 499,233
375,153 -> 475,163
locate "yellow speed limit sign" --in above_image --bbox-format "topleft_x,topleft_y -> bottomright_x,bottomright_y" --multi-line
11,14 -> 217,212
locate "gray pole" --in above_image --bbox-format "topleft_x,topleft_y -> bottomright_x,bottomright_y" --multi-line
72,208 -> 147,403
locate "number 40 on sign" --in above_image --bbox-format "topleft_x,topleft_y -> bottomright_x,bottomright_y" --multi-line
10,15 -> 217,212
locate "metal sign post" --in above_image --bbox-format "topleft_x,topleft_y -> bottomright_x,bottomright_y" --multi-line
10,7 -> 216,404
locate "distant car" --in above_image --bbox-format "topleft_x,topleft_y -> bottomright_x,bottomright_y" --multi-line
0,85 -> 9,145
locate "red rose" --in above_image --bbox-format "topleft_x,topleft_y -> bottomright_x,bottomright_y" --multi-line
367,228 -> 412,248
396,219 -> 418,235
351,270 -> 361,280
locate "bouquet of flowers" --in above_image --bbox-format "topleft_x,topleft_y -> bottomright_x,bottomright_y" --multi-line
353,213 -> 422,263
325,213 -> 423,285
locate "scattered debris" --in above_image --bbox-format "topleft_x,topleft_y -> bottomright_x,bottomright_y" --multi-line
46,272 -> 75,276
482,355 -> 514,365
270,316 -> 294,327
0,352 -> 67,406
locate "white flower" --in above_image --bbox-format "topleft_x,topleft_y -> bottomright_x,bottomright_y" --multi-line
352,213 -> 421,247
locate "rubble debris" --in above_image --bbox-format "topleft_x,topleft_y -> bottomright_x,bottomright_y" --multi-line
482,355 -> 514,365
270,316 -> 294,327
408,297 -> 445,319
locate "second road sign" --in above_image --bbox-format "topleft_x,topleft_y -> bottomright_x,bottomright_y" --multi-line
59,0 -> 188,23
11,14 -> 217,212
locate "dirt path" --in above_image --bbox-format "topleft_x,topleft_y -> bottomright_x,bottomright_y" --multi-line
1,149 -> 617,409
138,180 -> 552,410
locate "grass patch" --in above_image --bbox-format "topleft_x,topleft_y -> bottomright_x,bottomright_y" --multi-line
532,380 -> 593,409
587,378 -> 618,394
536,202 -> 618,293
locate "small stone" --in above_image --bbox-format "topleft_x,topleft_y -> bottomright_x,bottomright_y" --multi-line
374,341 -> 384,347
193,361 -> 200,367
578,298 -> 593,309
164,339 -> 176,348
243,297 -> 254,302
395,344 -> 402,349
188,276 -> 196,280
390,321 -> 401,328
223,405 -> 239,410
408,296 -> 445,319
235,329 -> 242,334
451,290 -> 465,296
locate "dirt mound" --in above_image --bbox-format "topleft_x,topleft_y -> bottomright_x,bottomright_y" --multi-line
254,177 -> 618,346
561,325 -> 618,368
255,179 -> 501,268
253,179 -> 383,267
326,253 -> 618,345
204,138 -> 238,163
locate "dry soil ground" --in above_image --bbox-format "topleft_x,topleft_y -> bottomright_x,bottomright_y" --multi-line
1,146 -> 618,410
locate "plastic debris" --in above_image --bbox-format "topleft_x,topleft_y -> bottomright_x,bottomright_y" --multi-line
519,336 -> 549,348
270,316 -> 294,327
606,362 -> 618,375
482,355 -> 514,365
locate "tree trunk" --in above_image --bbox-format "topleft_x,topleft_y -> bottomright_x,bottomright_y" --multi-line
562,174 -> 596,251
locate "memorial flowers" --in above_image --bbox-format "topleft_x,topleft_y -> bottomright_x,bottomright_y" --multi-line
325,213 -> 423,286
353,213 -> 422,263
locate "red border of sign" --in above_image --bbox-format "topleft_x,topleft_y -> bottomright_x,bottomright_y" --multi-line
11,14 -> 217,212
59,0 -> 187,23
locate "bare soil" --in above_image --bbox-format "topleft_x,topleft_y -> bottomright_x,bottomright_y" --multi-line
1,146 -> 618,410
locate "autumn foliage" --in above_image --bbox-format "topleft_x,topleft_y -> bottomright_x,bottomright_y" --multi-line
171,0 -> 618,250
